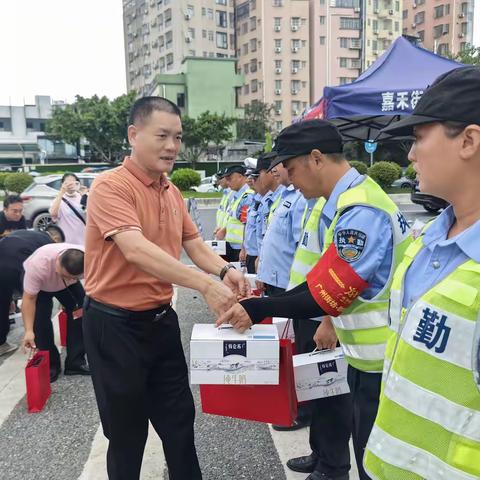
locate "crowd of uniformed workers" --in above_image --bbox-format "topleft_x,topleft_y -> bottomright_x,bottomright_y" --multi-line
213,66 -> 480,480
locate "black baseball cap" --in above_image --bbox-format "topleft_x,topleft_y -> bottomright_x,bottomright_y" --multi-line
224,165 -> 247,176
382,66 -> 480,136
268,119 -> 343,171
252,152 -> 277,175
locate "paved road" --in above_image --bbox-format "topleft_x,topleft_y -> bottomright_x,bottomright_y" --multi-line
0,197 -> 434,480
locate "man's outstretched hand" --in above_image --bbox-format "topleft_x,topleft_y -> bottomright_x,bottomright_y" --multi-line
223,268 -> 251,300
216,303 -> 253,333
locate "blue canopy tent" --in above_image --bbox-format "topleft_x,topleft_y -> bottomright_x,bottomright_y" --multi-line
320,36 -> 463,141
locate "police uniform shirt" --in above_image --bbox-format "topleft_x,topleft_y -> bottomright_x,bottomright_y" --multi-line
244,193 -> 262,257
257,185 -> 306,289
229,183 -> 254,251
317,168 -> 395,299
255,187 -> 280,252
401,206 -> 480,379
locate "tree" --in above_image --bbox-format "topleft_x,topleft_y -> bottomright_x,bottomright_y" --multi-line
181,111 -> 234,167
449,44 -> 480,65
46,91 -> 136,162
237,101 -> 274,141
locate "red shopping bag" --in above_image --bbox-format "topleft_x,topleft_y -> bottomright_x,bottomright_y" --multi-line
58,310 -> 67,347
25,351 -> 51,413
199,339 -> 298,426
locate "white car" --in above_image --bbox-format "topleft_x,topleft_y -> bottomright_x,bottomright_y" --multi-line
191,176 -> 219,193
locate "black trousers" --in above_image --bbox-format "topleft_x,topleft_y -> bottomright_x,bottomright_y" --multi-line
0,267 -> 21,345
83,299 -> 202,480
34,282 -> 86,372
293,318 -> 352,478
245,254 -> 257,274
347,366 -> 381,480
225,243 -> 240,262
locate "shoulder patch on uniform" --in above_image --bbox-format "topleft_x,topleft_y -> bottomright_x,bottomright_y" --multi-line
336,229 -> 367,262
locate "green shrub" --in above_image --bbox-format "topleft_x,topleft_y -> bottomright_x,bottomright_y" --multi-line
4,173 -> 34,194
405,163 -> 416,181
0,172 -> 10,190
349,160 -> 368,175
367,161 -> 400,190
170,168 -> 201,191
391,162 -> 403,178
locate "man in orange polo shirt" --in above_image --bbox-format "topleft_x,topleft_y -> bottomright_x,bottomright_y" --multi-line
83,97 -> 248,480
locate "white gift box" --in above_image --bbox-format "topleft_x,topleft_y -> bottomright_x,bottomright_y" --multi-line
190,324 -> 279,385
205,240 -> 226,255
272,317 -> 295,342
293,348 -> 350,402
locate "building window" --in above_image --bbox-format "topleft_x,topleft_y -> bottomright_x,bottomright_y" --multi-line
216,31 -> 228,48
291,80 -> 301,92
244,63 -> 249,74
250,38 -> 257,52
414,11 -> 425,25
244,84 -> 250,94
242,22 -> 248,34
250,16 -> 257,30
243,43 -> 249,54
273,0 -> 284,6
434,5 -> 444,18
207,8 -> 213,19
291,17 -> 301,28
166,53 -> 173,65
275,79 -> 282,90
395,0 -> 400,11
340,17 -> 361,29
251,0 -> 257,9
274,17 -> 281,28
461,22 -> 467,34
339,57 -> 348,68
402,9 -> 408,19
275,59 -> 282,68
274,39 -> 282,48
251,59 -> 258,72
335,0 -> 360,7
461,2 -> 468,14
216,0 -> 227,4
276,121 -> 283,131
208,30 -> 214,41
188,27 -> 195,39
202,29 -> 207,38
434,23 -> 448,38
417,0 -> 425,5
216,10 -> 227,27
340,37 -> 348,48
177,93 -> 185,108
319,16 -> 326,25
274,101 -> 282,112
320,36 -> 326,45
437,43 -> 449,55
417,30 -> 424,41
251,79 -> 258,92
202,7 -> 206,16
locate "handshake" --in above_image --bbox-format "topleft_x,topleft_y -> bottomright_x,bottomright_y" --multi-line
202,268 -> 256,333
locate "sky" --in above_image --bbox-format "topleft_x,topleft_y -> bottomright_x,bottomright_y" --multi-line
0,0 -> 127,106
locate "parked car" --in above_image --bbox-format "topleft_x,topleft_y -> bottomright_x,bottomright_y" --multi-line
191,176 -> 219,193
411,181 -> 448,213
20,173 -> 98,229
391,176 -> 414,189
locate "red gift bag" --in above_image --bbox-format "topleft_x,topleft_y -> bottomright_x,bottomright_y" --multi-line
58,310 -> 67,347
199,339 -> 298,426
25,351 -> 51,413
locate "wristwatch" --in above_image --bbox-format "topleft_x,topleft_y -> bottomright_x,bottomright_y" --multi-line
220,263 -> 237,280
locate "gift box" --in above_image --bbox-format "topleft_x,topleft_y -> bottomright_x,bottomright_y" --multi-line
199,339 -> 297,426
205,240 -> 226,255
25,351 -> 51,413
190,324 -> 279,385
293,348 -> 350,402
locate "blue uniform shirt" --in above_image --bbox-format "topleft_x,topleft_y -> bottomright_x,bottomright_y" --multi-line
229,183 -> 254,250
257,185 -> 306,289
401,206 -> 480,382
244,193 -> 262,256
256,185 -> 285,253
317,168 -> 395,300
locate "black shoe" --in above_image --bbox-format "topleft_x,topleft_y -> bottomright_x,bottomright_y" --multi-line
50,368 -> 60,383
306,472 -> 349,480
286,453 -> 318,473
64,364 -> 91,376
272,417 -> 310,431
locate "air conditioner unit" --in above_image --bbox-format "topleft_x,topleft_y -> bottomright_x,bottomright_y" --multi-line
274,25 -> 281,31
373,50 -> 379,55
292,109 -> 299,115
389,9 -> 394,14
354,7 -> 361,13
374,8 -> 379,13
132,12 -> 137,18
275,109 -> 282,115
134,51 -> 139,58
185,36 -> 192,43
291,67 -> 298,74
134,32 -> 138,38
275,89 -> 282,95
185,13 -> 192,20
458,32 -> 465,38
458,12 -> 465,18
412,22 -> 416,28
442,28 -> 449,35
291,25 -> 299,31
151,20 -> 157,27
291,89 -> 299,95
413,3 -> 417,8
144,8 -> 149,14
292,47 -> 299,53
275,47 -> 282,52
275,67 -> 282,73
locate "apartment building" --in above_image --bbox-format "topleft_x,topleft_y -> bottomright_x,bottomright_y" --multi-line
123,0 -> 236,96
402,0 -> 475,55
235,0 -> 311,131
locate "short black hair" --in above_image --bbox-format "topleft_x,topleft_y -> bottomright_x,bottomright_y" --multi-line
4,195 -> 23,209
45,225 -> 65,242
61,172 -> 79,183
129,96 -> 181,126
59,249 -> 84,276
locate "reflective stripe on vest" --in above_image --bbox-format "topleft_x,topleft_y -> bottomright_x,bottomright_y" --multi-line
322,176 -> 412,372
217,190 -> 234,228
225,188 -> 253,245
288,197 -> 326,289
364,234 -> 480,480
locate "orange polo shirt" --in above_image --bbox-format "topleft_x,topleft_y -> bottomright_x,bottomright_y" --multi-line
84,156 -> 199,310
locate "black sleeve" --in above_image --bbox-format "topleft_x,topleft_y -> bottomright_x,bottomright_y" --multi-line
18,217 -> 26,229
240,282 -> 327,323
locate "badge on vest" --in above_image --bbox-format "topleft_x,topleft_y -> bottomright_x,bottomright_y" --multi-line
336,229 -> 367,262
302,231 -> 309,247
283,201 -> 292,208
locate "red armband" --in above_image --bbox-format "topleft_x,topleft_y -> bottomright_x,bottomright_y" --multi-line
239,205 -> 249,223
306,243 -> 369,316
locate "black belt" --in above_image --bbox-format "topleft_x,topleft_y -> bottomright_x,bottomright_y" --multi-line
85,296 -> 171,322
